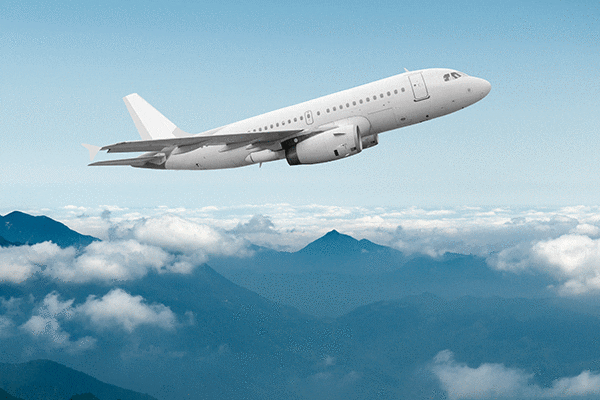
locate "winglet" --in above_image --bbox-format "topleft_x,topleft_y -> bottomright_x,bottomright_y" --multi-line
82,144 -> 101,161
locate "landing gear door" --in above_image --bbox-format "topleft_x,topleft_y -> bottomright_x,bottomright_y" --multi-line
408,73 -> 430,102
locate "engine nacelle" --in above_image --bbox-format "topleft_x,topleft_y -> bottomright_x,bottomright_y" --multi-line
285,125 -> 362,165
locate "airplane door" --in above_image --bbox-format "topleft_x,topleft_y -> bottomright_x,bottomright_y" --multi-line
304,110 -> 314,125
408,73 -> 430,101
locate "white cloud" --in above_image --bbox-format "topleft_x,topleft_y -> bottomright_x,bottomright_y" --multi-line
0,238 -> 208,284
20,292 -> 96,352
45,240 -> 172,283
533,235 -> 600,295
131,215 -> 249,257
0,242 -> 73,283
432,350 -> 600,399
78,289 -> 176,332
490,234 -> 600,295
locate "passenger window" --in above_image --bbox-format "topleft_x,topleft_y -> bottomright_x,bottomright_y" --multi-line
373,95 -> 377,100
360,99 -> 363,104
326,108 -> 330,113
317,111 -> 320,116
270,124 -> 273,129
333,107 -> 336,111
346,103 -> 350,108
380,94 -> 384,98
300,116 -> 303,121
401,88 -> 405,92
353,101 -> 356,106
366,98 -> 370,102
387,91 -> 391,96
294,118 -> 297,122
394,89 -> 398,94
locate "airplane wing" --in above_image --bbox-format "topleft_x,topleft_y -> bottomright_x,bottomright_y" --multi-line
100,130 -> 303,153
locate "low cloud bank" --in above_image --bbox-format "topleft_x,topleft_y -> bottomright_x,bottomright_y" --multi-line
9,205 -> 600,294
432,350 -> 600,399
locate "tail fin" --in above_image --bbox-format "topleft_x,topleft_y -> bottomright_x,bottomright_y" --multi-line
123,93 -> 190,140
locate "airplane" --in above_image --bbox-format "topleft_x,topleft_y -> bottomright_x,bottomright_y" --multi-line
84,68 -> 490,170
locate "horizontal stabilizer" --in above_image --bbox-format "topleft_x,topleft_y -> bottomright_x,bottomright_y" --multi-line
89,154 -> 165,167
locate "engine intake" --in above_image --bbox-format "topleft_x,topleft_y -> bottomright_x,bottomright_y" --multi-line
285,125 -> 362,165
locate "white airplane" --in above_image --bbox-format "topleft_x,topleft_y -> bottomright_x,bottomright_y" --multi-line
84,68 -> 490,170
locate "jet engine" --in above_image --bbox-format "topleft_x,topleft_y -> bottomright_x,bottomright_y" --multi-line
285,125 -> 362,165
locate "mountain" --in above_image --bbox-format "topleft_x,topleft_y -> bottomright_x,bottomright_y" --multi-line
210,230 -> 554,316
0,360 -> 157,400
0,388 -> 24,400
0,264 -> 325,400
0,211 -> 98,248
331,293 -> 600,398
0,236 -> 20,247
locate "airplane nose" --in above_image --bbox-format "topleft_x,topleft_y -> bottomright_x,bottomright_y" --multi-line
476,78 -> 491,99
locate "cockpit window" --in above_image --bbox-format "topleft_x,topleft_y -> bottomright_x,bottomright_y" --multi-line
443,71 -> 463,82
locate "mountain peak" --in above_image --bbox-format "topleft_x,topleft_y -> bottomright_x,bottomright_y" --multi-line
0,211 -> 99,248
297,230 -> 360,256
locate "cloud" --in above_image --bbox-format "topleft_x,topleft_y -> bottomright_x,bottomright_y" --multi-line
0,242 -> 73,283
45,240 -> 172,283
432,350 -> 600,399
78,289 -> 176,332
113,215 -> 251,257
231,214 -> 278,235
490,234 -> 600,295
20,292 -> 96,352
533,235 -> 600,295
0,238 -> 208,284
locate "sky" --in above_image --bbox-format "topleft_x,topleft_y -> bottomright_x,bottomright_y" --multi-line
1,0 -> 599,210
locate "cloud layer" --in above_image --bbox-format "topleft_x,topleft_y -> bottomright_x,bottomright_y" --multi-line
432,350 -> 600,399
7,205 -> 600,294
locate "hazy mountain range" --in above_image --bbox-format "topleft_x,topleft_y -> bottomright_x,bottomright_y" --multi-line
1,211 -> 600,400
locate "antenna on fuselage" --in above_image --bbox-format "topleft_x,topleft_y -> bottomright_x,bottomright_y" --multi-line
404,68 -> 409,72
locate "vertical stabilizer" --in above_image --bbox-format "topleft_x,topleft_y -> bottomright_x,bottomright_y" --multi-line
123,93 -> 190,140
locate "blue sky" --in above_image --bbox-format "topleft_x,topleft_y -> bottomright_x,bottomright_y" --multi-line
1,0 -> 599,209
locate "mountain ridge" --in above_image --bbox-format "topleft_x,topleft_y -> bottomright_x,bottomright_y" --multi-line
0,211 -> 98,248
0,359 -> 157,400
